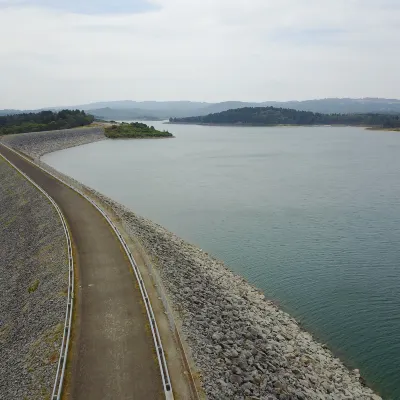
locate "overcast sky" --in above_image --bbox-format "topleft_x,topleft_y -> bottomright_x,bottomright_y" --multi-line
0,0 -> 399,109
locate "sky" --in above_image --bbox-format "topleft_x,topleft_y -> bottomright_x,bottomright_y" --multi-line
0,0 -> 399,109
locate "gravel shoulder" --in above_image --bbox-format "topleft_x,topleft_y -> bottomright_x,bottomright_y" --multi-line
0,157 -> 68,400
1,129 -> 383,400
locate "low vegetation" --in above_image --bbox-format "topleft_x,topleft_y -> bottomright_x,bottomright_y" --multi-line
0,110 -> 94,135
170,106 -> 400,129
104,122 -> 173,138
28,280 -> 39,293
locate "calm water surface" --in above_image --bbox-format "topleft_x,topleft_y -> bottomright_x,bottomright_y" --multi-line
44,124 -> 400,398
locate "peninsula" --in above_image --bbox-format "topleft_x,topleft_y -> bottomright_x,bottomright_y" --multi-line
169,106 -> 400,130
104,122 -> 173,138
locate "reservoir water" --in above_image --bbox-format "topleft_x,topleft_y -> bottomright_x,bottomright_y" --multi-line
43,123 -> 400,398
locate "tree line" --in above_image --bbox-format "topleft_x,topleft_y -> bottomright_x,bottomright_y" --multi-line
170,107 -> 400,129
0,110 -> 94,135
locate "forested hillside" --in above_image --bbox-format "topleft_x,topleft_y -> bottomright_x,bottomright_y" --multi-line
0,110 -> 94,135
170,107 -> 400,129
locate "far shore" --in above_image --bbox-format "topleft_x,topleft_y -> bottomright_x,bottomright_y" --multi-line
166,121 -> 400,131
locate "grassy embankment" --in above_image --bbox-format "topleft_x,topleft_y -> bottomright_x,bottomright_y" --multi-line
104,122 -> 173,139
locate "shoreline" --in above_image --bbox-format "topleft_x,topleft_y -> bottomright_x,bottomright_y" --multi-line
106,135 -> 175,140
0,125 -> 175,160
0,127 -> 106,159
0,129 -> 383,399
43,167 -> 382,399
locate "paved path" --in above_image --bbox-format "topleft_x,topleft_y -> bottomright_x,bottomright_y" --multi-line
0,144 -> 164,400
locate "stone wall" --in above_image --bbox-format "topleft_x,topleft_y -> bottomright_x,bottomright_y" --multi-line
0,127 -> 106,159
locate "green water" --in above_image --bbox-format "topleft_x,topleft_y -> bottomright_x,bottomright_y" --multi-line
43,124 -> 400,398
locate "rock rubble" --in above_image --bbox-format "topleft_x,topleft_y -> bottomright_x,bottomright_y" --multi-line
84,189 -> 382,400
0,158 -> 68,400
0,126 -> 106,159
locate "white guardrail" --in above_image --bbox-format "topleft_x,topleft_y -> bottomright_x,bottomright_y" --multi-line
1,144 -> 174,400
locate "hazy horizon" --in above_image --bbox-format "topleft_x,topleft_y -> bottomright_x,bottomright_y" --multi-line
3,97 -> 400,112
1,0 -> 399,109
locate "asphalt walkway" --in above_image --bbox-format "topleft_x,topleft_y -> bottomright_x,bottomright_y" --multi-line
0,144 -> 163,400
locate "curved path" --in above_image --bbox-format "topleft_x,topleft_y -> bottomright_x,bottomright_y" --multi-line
0,144 -> 164,400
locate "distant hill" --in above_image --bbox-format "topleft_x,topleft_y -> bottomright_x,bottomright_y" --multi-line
83,98 -> 400,120
88,107 -> 203,120
0,109 -> 20,116
75,100 -> 210,111
88,107 -> 166,121
57,98 -> 400,120
261,98 -> 400,114
169,106 -> 400,129
200,101 -> 261,114
2,98 -> 400,121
